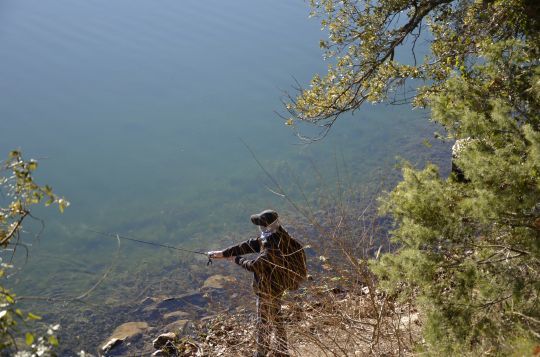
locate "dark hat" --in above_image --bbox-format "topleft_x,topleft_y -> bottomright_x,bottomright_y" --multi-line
250,209 -> 278,227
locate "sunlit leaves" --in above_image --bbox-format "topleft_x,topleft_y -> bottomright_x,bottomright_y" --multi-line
27,313 -> 41,321
0,151 -> 69,246
297,0 -> 540,353
8,150 -> 20,159
0,261 -> 61,354
48,335 -> 59,347
27,160 -> 38,172
0,151 -> 66,353
288,0 -> 539,134
25,332 -> 34,346
57,198 -> 68,213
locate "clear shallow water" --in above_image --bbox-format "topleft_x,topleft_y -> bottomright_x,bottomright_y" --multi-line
0,0 -> 449,352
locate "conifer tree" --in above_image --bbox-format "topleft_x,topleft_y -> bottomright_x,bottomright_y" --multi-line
288,0 -> 540,353
375,46 -> 540,353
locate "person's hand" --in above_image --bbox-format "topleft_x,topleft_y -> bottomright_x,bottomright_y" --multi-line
207,250 -> 225,259
207,251 -> 236,261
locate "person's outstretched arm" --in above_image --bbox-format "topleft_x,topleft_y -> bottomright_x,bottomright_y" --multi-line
207,238 -> 261,259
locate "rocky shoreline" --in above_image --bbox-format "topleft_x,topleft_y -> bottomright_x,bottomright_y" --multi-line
100,272 -> 421,357
100,274 -> 243,356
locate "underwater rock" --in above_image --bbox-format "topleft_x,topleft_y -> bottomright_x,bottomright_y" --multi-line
102,321 -> 150,354
201,274 -> 236,290
140,305 -> 162,321
136,297 -> 164,320
140,296 -> 158,307
156,292 -> 207,311
135,293 -> 206,322
109,321 -> 149,340
152,332 -> 177,349
163,319 -> 189,335
163,310 -> 190,321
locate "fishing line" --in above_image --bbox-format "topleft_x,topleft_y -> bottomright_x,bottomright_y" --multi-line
85,228 -> 213,265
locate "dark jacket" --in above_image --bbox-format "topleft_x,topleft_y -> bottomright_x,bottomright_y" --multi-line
222,227 -> 291,296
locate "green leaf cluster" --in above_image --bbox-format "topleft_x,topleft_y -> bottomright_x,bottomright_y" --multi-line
291,0 -> 540,354
287,0 -> 539,133
0,259 -> 60,356
0,151 -> 69,247
375,18 -> 539,357
0,151 -> 66,355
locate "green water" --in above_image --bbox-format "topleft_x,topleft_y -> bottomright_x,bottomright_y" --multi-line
0,0 -> 449,353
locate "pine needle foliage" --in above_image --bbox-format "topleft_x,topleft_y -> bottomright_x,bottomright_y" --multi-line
375,40 -> 540,354
288,0 -> 540,354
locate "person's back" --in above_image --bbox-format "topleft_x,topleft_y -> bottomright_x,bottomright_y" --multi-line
276,226 -> 307,291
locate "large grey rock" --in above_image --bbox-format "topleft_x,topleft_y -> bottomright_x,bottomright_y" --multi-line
201,274 -> 236,290
451,138 -> 475,182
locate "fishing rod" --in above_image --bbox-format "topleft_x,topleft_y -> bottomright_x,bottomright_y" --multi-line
85,228 -> 213,265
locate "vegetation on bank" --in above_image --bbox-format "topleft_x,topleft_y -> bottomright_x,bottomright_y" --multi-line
0,151 -> 68,355
286,0 -> 539,354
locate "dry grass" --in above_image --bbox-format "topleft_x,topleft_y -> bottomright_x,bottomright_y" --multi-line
164,156 -> 424,356
172,273 -> 422,356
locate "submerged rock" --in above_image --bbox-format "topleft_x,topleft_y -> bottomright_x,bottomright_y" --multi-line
136,293 -> 205,322
109,321 -> 149,340
156,292 -> 207,311
164,319 -> 189,335
141,305 -> 163,321
140,296 -> 158,307
201,274 -> 236,290
163,310 -> 190,321
102,321 -> 150,355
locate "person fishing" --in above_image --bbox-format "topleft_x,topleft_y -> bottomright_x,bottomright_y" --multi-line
208,209 -> 307,357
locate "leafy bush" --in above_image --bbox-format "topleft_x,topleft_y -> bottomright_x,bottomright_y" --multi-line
288,0 -> 539,354
0,151 -> 68,355
375,39 -> 539,354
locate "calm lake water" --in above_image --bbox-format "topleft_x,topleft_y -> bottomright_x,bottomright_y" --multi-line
0,0 -> 448,353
